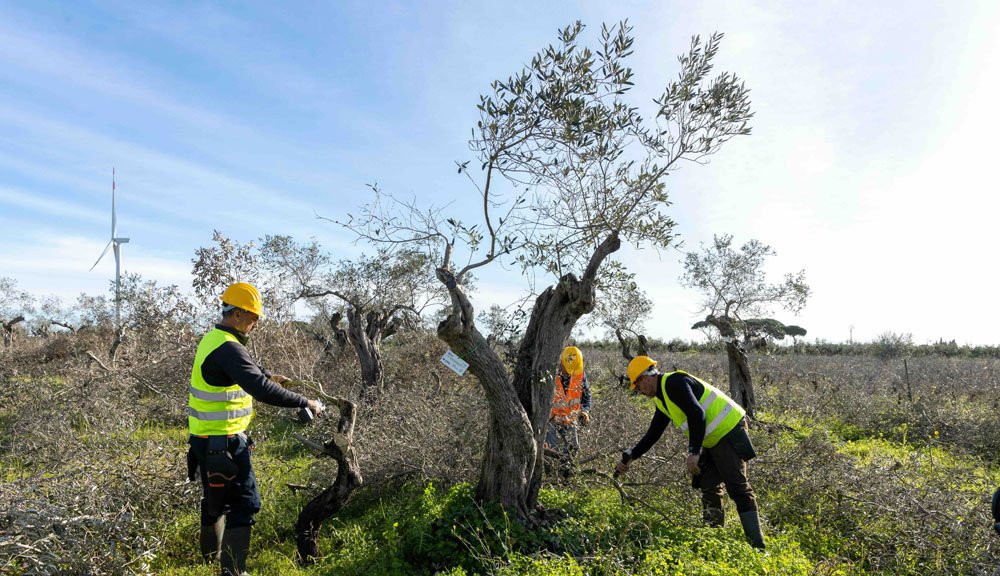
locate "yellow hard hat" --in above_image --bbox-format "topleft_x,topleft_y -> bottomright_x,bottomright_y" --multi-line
221,282 -> 263,317
560,346 -> 584,376
627,355 -> 657,389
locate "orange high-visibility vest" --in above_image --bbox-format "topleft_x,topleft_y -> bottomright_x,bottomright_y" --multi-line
551,371 -> 584,425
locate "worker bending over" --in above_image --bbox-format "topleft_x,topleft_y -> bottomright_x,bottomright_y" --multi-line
616,355 -> 765,550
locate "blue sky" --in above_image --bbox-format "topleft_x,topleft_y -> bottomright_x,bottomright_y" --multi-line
1,1 -> 997,344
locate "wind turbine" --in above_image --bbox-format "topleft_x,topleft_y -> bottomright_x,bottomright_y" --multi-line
90,168 -> 129,328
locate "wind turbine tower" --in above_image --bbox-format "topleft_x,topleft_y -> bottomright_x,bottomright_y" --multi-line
90,168 -> 129,328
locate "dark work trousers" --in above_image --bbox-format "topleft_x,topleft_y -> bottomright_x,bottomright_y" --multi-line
698,418 -> 758,526
189,433 -> 262,528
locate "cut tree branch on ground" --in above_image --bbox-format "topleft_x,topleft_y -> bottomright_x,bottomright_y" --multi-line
583,470 -> 675,524
84,350 -> 111,373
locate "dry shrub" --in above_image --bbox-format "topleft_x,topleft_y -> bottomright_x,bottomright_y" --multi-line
748,354 -> 1000,459
3,326 -> 1000,575
756,426 -> 1000,574
0,325 -> 199,575
309,329 -> 489,488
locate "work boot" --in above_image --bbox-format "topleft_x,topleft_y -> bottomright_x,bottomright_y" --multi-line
220,526 -> 251,576
738,510 -> 766,550
199,517 -> 225,563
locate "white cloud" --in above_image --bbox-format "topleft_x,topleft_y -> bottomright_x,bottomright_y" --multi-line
0,234 -> 193,304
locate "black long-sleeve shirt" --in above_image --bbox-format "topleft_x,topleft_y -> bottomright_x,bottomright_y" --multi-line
627,372 -> 706,460
200,324 -> 308,409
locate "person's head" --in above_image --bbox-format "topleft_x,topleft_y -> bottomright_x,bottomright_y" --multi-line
560,346 -> 584,377
627,355 -> 660,397
219,282 -> 263,334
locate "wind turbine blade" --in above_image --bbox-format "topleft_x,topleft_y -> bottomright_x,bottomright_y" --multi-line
90,239 -> 113,271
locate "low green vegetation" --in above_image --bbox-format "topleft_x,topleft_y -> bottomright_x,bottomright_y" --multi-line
2,339 -> 999,575
140,419 -> 996,575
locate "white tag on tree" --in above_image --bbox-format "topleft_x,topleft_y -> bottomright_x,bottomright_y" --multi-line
440,349 -> 469,376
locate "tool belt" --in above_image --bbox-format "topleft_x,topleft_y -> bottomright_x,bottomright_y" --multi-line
201,435 -> 241,517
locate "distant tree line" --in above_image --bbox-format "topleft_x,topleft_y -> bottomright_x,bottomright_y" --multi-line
577,334 -> 1000,359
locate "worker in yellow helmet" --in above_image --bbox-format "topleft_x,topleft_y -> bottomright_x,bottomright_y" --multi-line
545,346 -> 592,476
186,282 -> 324,576
616,355 -> 765,550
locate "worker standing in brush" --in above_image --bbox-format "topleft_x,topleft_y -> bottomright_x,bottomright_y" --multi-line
545,346 -> 592,475
187,282 -> 324,576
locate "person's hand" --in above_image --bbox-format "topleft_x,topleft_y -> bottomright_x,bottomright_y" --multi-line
614,461 -> 629,475
307,399 -> 325,417
272,374 -> 290,385
685,453 -> 701,475
578,411 -> 591,426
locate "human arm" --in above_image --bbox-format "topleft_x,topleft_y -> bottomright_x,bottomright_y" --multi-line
580,372 -> 592,412
206,343 -> 309,408
578,372 -> 592,425
615,410 -> 670,474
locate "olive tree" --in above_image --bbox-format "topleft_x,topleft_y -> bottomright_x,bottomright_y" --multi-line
71,273 -> 200,368
270,239 -> 442,399
35,295 -> 79,335
0,277 -> 33,350
191,230 -> 301,322
590,264 -> 653,351
342,21 -> 752,517
682,234 -> 810,418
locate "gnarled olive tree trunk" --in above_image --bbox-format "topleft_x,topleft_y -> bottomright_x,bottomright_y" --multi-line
341,306 -> 404,400
724,340 -> 755,419
294,396 -> 362,565
2,316 -> 24,350
344,307 -> 385,398
703,315 -> 756,419
436,234 -> 620,517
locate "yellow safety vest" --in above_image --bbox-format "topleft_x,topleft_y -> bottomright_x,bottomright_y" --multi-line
653,370 -> 745,448
188,328 -> 254,435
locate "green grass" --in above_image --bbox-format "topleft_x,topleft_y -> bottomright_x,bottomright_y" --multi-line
150,456 -> 819,575
9,407 -> 999,575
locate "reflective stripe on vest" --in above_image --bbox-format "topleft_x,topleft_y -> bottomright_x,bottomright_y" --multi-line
188,385 -> 249,402
188,406 -> 254,421
188,328 -> 254,435
653,370 -> 745,448
551,371 -> 584,425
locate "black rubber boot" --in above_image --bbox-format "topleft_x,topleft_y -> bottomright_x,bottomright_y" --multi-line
199,517 -> 225,563
220,526 -> 251,576
738,510 -> 766,550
